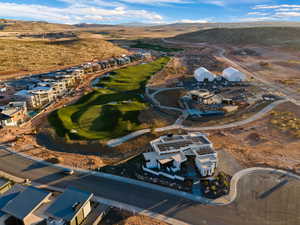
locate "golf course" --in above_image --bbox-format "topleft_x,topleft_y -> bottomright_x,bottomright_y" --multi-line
49,57 -> 170,140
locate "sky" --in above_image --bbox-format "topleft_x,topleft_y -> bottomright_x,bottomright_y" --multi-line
0,0 -> 300,24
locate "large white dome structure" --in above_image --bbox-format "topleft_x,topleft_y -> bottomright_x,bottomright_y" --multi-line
222,67 -> 246,82
194,67 -> 216,82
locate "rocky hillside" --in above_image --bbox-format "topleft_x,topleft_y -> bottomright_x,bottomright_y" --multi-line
0,38 -> 128,77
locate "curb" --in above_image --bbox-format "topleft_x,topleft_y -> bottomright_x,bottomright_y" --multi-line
1,145 -> 299,207
34,184 -> 189,225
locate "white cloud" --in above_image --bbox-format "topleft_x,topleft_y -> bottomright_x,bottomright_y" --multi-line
176,19 -> 209,23
275,11 -> 300,17
119,0 -> 190,5
237,16 -> 276,22
0,2 -> 164,24
59,0 -> 122,8
205,0 -> 269,7
247,12 -> 268,16
207,1 -> 225,6
253,4 -> 300,10
249,4 -> 300,20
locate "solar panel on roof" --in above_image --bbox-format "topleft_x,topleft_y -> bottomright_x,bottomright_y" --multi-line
195,148 -> 214,155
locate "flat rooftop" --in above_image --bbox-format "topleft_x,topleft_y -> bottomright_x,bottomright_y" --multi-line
154,133 -> 211,153
157,140 -> 194,152
0,184 -> 25,210
46,187 -> 93,222
1,186 -> 51,220
194,148 -> 215,156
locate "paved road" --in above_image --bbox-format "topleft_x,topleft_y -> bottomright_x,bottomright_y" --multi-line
0,146 -> 299,225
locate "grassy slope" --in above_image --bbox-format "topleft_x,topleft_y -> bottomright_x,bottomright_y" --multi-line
0,19 -> 74,32
49,57 -> 170,140
0,38 -> 128,74
172,27 -> 300,48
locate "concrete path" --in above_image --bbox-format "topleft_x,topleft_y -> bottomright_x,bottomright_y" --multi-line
107,99 -> 287,147
147,86 -> 185,113
107,57 -> 290,147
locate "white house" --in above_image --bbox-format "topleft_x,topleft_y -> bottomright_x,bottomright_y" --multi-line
222,67 -> 246,82
193,149 -> 217,176
144,132 -> 218,177
143,151 -> 187,173
194,67 -> 216,82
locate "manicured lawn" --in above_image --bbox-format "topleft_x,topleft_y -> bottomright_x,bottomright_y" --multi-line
49,57 -> 170,140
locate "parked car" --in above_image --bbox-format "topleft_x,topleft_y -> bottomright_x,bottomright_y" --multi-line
62,169 -> 74,175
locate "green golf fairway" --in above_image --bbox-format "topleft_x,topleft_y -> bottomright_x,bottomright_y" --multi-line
49,57 -> 170,140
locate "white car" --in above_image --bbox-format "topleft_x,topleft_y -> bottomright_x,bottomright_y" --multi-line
62,169 -> 74,175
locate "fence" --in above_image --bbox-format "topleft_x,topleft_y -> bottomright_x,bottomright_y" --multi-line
142,167 -> 185,181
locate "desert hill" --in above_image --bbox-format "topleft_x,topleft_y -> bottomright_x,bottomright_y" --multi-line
0,19 -> 75,32
171,26 -> 300,48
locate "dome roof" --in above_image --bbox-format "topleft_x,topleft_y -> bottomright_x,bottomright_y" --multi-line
222,67 -> 246,82
194,67 -> 216,82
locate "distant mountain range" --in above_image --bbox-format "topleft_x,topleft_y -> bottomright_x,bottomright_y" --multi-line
2,19 -> 300,33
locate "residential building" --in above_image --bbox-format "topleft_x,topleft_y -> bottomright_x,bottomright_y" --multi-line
9,79 -> 36,91
30,86 -> 54,107
0,186 -> 51,225
51,80 -> 68,98
0,184 -> 25,225
14,90 -> 39,109
0,113 -> 11,128
0,179 -> 11,195
0,84 -> 15,104
15,86 -> 54,109
144,132 -> 218,177
46,187 -> 93,225
0,101 -> 27,127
